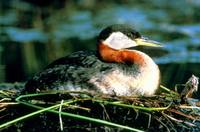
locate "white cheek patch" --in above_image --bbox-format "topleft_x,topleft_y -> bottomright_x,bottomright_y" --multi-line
103,32 -> 138,50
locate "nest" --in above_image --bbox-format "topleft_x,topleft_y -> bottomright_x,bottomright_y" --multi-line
0,75 -> 200,132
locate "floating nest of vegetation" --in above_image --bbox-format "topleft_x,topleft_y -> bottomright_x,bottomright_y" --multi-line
0,75 -> 200,132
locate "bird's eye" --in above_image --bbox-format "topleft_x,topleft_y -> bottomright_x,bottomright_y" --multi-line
134,31 -> 141,38
127,33 -> 133,38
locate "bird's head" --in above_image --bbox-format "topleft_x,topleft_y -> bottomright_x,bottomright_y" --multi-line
97,24 -> 162,50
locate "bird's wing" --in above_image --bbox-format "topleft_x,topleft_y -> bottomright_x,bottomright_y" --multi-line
25,51 -> 114,93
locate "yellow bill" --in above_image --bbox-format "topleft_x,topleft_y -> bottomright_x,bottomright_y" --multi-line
135,37 -> 163,47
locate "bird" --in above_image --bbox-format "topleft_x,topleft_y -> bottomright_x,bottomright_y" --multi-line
24,24 -> 162,96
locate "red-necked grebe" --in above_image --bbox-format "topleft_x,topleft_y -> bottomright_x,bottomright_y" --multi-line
25,24 -> 162,96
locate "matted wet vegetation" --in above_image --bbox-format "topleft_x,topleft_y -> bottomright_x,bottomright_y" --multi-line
0,75 -> 200,131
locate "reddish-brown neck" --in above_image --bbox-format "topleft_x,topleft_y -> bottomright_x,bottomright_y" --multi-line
98,43 -> 146,65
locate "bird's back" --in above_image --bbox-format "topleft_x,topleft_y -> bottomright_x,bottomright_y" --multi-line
25,51 -> 140,94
